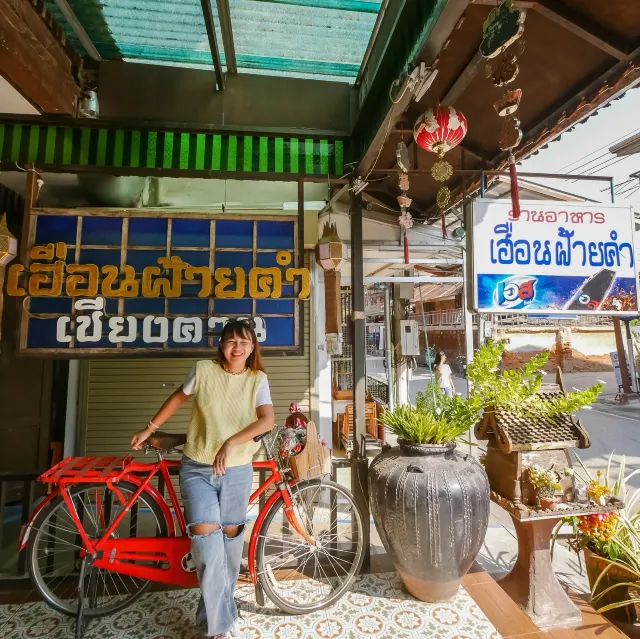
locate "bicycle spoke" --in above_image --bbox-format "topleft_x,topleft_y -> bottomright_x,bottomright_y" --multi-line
30,482 -> 166,618
257,481 -> 363,613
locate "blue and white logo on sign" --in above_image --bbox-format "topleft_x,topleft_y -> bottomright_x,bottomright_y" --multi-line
494,276 -> 537,310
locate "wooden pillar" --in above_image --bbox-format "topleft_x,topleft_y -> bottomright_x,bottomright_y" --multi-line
614,318 -> 632,398
349,189 -> 370,569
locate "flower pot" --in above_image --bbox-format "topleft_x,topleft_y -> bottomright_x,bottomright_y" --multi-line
539,497 -> 557,511
584,548 -> 638,624
369,440 -> 490,602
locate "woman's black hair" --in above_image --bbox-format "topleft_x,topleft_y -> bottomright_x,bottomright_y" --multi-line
434,350 -> 446,369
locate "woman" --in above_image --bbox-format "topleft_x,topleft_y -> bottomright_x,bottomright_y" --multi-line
131,320 -> 275,639
434,350 -> 455,398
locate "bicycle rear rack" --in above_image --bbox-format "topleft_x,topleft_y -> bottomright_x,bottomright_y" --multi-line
39,456 -> 133,484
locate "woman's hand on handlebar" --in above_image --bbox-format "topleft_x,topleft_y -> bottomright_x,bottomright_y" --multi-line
131,426 -> 152,450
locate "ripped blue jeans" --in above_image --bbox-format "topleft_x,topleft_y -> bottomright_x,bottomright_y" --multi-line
179,456 -> 253,637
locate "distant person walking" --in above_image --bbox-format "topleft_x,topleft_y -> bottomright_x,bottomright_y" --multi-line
434,351 -> 455,398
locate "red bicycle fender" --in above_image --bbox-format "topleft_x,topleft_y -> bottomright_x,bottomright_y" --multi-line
19,490 -> 60,551
120,474 -> 177,537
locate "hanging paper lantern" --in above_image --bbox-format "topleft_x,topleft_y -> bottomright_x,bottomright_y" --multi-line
314,222 -> 347,356
414,105 -> 468,158
414,105 -> 468,237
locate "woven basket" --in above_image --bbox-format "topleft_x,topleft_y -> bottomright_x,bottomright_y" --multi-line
289,421 -> 332,481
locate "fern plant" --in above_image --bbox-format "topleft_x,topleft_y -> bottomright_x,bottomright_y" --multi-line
467,339 -> 603,422
381,339 -> 602,446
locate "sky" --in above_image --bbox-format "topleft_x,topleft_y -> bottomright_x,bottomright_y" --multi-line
520,87 -> 640,205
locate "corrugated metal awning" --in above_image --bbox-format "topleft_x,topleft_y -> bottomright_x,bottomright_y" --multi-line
44,0 -> 382,82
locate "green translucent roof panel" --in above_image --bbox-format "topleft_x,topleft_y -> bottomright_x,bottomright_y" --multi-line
43,0 -> 382,82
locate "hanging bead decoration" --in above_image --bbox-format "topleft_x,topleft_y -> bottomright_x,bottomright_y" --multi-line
414,105 -> 468,238
480,0 -> 527,220
397,171 -> 413,264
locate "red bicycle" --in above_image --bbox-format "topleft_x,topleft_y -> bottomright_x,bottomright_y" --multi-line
19,429 -> 365,636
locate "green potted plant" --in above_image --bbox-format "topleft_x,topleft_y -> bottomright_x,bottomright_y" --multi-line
526,465 -> 562,510
465,339 -> 603,426
553,453 -> 640,623
369,383 -> 489,602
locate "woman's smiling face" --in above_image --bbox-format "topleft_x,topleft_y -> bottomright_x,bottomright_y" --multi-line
221,329 -> 254,367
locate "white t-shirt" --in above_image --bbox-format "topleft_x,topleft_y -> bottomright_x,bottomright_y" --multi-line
182,366 -> 272,408
435,363 -> 453,389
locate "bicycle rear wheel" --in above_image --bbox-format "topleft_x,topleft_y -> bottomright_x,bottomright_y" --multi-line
256,478 -> 365,614
27,481 -> 169,617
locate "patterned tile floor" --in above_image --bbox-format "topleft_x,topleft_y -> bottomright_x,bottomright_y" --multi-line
0,573 -> 501,639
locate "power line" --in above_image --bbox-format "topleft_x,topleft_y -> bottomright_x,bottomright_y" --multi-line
557,126 -> 640,174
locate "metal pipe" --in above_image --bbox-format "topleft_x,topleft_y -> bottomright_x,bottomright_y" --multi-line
367,168 -> 615,182
63,360 -> 80,457
361,257 -> 463,264
200,0 -> 225,90
418,285 -> 437,405
365,276 -> 464,283
480,169 -> 485,197
216,0 -> 237,73
610,178 -> 616,204
53,0 -> 102,61
383,286 -> 394,411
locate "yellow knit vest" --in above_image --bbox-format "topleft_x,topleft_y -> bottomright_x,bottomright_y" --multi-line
183,360 -> 265,467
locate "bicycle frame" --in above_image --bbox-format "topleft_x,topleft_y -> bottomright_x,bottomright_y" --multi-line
22,454 -> 308,588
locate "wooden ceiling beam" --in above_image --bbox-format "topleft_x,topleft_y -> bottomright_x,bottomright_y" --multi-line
442,50 -> 484,106
51,0 -> 101,61
200,0 -> 225,90
0,0 -> 80,114
532,1 -> 628,61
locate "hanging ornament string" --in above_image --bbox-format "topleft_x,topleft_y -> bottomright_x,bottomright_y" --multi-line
480,0 -> 527,220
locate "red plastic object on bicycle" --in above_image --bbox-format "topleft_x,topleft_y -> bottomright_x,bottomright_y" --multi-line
39,456 -> 133,483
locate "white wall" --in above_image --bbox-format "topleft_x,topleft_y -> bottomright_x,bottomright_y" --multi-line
502,328 -> 616,356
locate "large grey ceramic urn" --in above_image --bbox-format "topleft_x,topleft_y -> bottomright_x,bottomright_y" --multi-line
369,440 -> 490,602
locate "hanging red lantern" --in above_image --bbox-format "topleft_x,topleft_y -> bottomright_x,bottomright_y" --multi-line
414,105 -> 468,237
414,105 -> 468,157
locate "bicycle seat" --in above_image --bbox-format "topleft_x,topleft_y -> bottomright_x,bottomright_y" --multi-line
147,431 -> 187,451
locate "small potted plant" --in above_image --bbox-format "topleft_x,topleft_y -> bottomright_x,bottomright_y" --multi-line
526,465 -> 562,510
588,470 -> 612,506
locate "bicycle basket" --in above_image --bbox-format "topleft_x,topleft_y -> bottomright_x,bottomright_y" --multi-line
288,421 -> 332,481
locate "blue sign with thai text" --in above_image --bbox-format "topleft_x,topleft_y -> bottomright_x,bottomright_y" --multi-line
473,201 -> 638,315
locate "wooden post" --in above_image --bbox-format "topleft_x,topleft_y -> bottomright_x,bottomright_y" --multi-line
614,318 -> 632,400
349,189 -> 370,569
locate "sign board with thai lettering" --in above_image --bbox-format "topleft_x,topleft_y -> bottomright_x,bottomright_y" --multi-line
472,200 -> 638,315
5,210 -> 309,356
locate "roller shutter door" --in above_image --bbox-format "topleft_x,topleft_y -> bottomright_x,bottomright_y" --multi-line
82,289 -> 311,459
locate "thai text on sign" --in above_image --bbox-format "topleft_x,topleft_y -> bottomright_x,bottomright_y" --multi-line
8,213 -> 307,354
6,244 -> 309,300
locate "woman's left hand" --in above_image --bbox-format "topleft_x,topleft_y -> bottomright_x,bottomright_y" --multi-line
213,440 -> 234,476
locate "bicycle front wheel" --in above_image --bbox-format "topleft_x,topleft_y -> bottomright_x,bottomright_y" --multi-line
256,478 -> 365,614
27,481 -> 169,617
